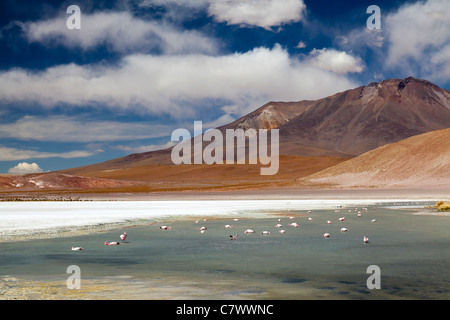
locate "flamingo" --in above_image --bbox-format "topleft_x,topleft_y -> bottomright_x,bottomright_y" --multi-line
224,224 -> 234,228
160,226 -> 172,230
340,227 -> 348,232
229,234 -> 238,240
261,231 -> 271,235
105,241 -> 120,246
275,223 -> 283,228
120,232 -> 127,242
357,213 -> 362,217
323,233 -> 330,238
371,219 -> 377,223
197,226 -> 207,231
363,236 -> 369,243
327,220 -> 332,224
279,229 -> 286,234
288,222 -> 299,227
308,217 -> 313,221
244,229 -> 255,234
338,217 -> 346,221
71,246 -> 83,251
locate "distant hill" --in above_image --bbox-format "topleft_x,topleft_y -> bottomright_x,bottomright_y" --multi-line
302,128 -> 450,189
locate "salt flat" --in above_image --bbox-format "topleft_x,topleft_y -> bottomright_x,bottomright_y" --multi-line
0,199 -> 435,240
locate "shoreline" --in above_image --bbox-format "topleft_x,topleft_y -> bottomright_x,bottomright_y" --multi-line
1,186 -> 448,201
0,196 -> 442,242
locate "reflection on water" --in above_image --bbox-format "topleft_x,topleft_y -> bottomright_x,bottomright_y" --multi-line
1,202 -> 449,300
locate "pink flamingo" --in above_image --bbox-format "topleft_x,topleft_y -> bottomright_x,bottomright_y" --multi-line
105,241 -> 120,246
120,232 -> 127,242
244,229 -> 255,234
323,233 -> 330,238
71,246 -> 83,251
229,234 -> 238,240
160,226 -> 172,230
364,236 -> 369,243
261,231 -> 271,235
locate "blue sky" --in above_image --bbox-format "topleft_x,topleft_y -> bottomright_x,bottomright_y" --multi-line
0,0 -> 449,174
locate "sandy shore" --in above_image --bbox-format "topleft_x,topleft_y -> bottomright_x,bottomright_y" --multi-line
54,187 -> 450,201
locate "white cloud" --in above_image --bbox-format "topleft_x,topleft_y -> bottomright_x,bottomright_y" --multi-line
384,0 -> 450,80
307,48 -> 364,74
139,0 -> 306,29
0,147 -> 94,161
0,116 -> 173,142
336,28 -> 384,51
20,11 -> 218,54
296,41 -> 307,49
115,141 -> 176,153
0,45 -> 359,118
8,162 -> 43,175
208,0 -> 306,29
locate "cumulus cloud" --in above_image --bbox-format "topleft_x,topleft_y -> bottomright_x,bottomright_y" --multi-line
0,116 -> 173,142
296,41 -> 307,49
0,147 -> 94,161
8,162 -> 43,175
382,0 -> 450,81
19,11 -> 218,54
0,45 -> 359,118
139,0 -> 306,29
208,0 -> 306,29
307,48 -> 365,74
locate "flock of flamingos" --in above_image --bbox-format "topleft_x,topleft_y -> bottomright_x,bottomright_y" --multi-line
71,206 -> 375,251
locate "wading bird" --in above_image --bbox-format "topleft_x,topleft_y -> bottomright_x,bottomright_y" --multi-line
229,234 -> 238,240
105,241 -> 120,246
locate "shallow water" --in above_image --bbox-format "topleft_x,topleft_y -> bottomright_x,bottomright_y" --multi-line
0,201 -> 449,300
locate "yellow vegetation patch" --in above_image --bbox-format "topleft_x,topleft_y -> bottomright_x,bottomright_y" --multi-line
434,201 -> 450,212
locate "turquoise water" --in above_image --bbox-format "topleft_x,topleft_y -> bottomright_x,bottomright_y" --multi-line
1,202 -> 449,299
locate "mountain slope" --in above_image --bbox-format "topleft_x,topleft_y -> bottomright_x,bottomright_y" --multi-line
302,128 -> 450,189
278,77 -> 450,156
52,77 -> 450,189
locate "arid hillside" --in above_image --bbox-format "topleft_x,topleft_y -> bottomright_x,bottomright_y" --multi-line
302,128 -> 450,189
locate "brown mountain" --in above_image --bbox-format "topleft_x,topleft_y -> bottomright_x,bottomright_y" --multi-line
5,77 -> 449,192
277,77 -> 450,156
301,128 -> 450,189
